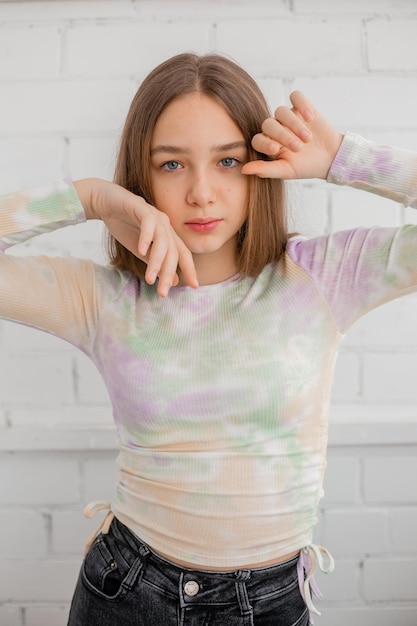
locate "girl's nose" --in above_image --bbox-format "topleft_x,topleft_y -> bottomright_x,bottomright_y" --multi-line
186,172 -> 217,207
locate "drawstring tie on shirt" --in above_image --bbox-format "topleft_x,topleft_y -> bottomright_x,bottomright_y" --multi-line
82,500 -> 334,623
297,544 -> 335,621
83,500 -> 114,556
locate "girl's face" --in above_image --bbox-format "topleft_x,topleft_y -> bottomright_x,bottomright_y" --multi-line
150,92 -> 249,282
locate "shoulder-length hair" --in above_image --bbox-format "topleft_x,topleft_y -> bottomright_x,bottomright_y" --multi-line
109,52 -> 288,279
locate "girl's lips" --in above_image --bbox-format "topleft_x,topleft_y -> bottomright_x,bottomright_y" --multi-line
185,219 -> 223,233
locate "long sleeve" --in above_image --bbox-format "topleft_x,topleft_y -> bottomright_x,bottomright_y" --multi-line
0,180 -> 102,353
0,179 -> 86,251
327,131 -> 417,209
288,134 -> 417,333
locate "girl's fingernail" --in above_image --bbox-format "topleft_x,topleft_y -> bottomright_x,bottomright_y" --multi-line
139,241 -> 148,256
304,109 -> 314,122
289,138 -> 302,151
300,129 -> 312,142
148,270 -> 157,284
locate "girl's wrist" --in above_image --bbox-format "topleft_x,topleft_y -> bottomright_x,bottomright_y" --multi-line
73,178 -> 100,221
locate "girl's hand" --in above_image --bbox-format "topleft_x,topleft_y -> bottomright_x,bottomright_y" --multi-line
74,178 -> 198,297
241,91 -> 343,180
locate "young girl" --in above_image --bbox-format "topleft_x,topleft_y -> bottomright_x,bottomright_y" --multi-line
1,53 -> 416,626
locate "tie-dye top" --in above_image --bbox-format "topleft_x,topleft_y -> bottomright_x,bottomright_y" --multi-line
1,132 -> 417,568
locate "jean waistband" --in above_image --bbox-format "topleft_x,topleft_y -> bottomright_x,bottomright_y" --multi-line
83,500 -> 334,620
111,513 -> 299,580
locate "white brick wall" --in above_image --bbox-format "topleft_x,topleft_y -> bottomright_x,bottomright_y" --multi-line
0,1 -> 417,624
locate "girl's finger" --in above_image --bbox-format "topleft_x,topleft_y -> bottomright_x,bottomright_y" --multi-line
144,228 -> 171,285
260,117 -> 306,152
176,236 -> 198,289
241,158 -> 294,179
251,132 -> 281,156
271,107 -> 312,144
289,90 -> 315,122
137,211 -> 157,257
156,248 -> 181,297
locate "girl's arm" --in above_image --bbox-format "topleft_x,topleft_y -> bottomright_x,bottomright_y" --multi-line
242,91 -> 417,209
73,178 -> 198,296
0,179 -> 85,251
0,180 -> 100,351
1,178 -> 197,291
0,177 -> 198,346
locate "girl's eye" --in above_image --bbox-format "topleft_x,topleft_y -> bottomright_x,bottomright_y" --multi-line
219,157 -> 239,168
162,161 -> 182,171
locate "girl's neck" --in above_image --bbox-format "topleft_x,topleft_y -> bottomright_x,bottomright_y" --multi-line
180,250 -> 239,286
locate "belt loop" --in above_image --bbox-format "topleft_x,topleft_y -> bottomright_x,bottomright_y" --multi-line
138,544 -> 151,560
235,569 -> 251,582
235,569 -> 253,620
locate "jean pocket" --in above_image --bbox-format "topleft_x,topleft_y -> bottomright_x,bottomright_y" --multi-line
81,533 -> 143,601
252,577 -> 309,625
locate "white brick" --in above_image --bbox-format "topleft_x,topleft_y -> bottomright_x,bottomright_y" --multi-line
0,510 -> 47,555
390,508 -> 417,552
135,0 -> 288,19
216,20 -> 363,78
69,136 -> 118,181
367,19 -> 417,71
0,138 -> 65,192
363,353 -> 417,403
0,354 -> 74,406
0,427 -> 117,452
317,606 -> 417,626
294,0 -> 417,13
0,26 -> 60,80
14,219 -> 107,264
82,455 -> 118,502
364,456 -> 417,503
370,129 -> 417,152
330,186 -> 401,232
0,453 -> 80,504
75,354 -> 110,405
0,79 -> 135,133
0,0 -> 137,20
315,560 -> 359,603
331,351 -> 361,403
326,415 -> 417,447
10,406 -> 114,428
404,205 -> 417,225
252,78 -> 285,116
321,456 -> 360,504
0,558 -> 80,602
363,558 -> 417,601
25,605 -> 69,626
0,606 -> 22,626
343,297 -> 417,350
290,77 -> 417,130
287,181 -> 328,238
322,509 -> 388,554
2,321 -> 73,353
51,509 -> 92,555
61,221 -> 107,263
67,22 -> 212,78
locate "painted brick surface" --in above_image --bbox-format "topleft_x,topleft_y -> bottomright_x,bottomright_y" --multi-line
1,2 -> 417,624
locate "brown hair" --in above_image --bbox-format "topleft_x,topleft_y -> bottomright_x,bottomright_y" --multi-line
109,53 -> 287,279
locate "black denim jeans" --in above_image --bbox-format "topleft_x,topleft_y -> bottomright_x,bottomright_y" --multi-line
68,516 -> 309,626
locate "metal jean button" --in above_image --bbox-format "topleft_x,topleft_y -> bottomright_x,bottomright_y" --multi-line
184,580 -> 200,596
